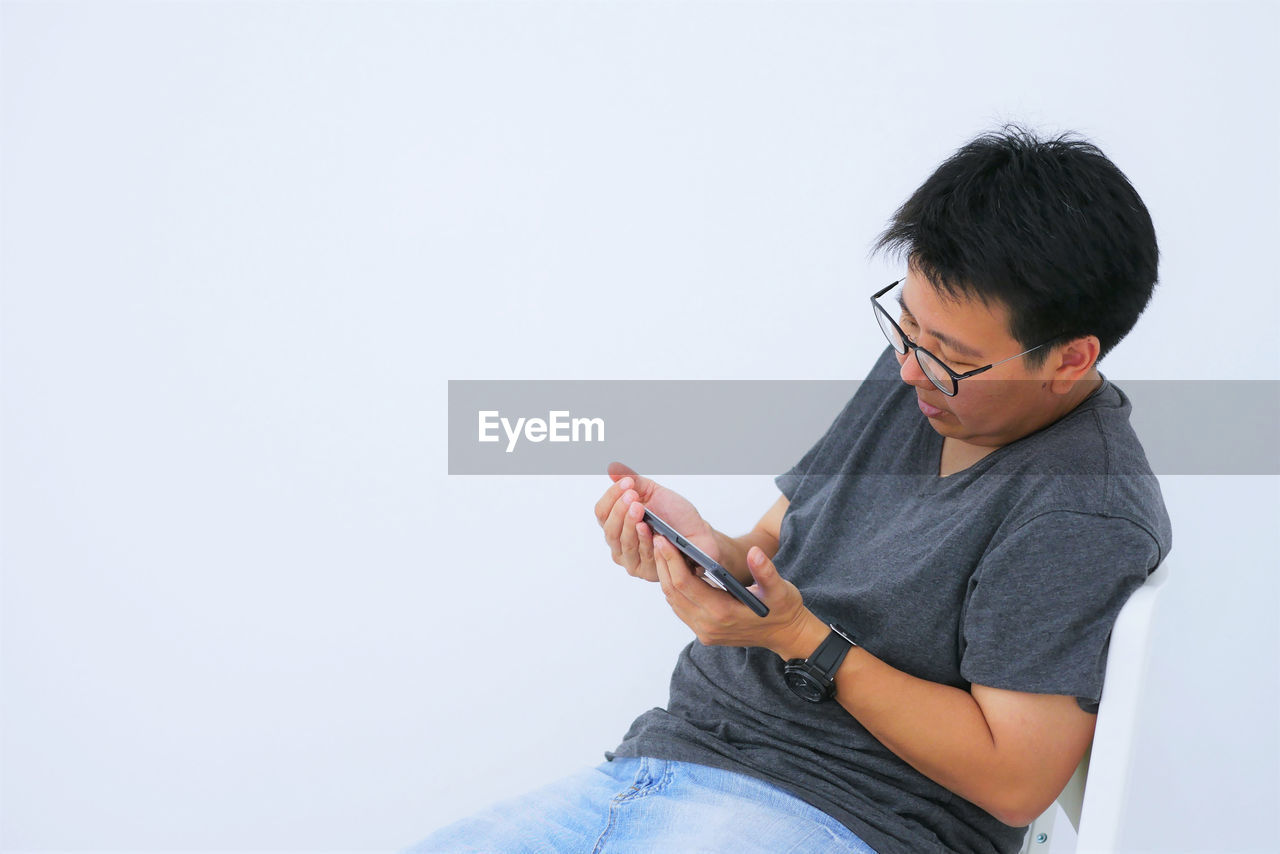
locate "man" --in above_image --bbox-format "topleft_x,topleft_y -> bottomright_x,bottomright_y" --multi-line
407,125 -> 1171,854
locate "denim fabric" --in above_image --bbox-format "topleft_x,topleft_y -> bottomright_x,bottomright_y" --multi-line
403,756 -> 878,854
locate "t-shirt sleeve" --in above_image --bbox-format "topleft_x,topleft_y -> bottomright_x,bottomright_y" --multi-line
774,347 -> 899,501
959,510 -> 1162,713
773,417 -> 836,502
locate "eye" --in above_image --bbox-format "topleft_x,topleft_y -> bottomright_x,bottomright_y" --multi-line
898,317 -> 922,346
945,353 -> 979,371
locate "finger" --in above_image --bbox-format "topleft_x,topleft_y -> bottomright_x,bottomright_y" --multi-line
594,475 -> 634,526
653,535 -> 673,595
618,497 -> 645,575
607,461 -> 639,483
602,489 -> 636,562
607,461 -> 658,501
655,535 -> 701,608
653,535 -> 684,603
635,519 -> 658,581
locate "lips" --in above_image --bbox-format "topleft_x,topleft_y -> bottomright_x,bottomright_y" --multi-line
917,396 -> 948,418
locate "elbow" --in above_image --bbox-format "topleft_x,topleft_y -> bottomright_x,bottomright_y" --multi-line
985,790 -> 1055,829
989,804 -> 1041,830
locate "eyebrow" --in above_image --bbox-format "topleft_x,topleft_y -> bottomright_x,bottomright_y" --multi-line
896,293 -> 986,361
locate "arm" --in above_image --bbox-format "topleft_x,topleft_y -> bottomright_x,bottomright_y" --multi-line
652,539 -> 1096,828
772,609 -> 1097,827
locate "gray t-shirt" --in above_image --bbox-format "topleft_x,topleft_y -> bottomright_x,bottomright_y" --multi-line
609,347 -> 1172,854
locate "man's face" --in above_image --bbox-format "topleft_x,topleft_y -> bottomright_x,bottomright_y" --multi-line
894,268 -> 1064,448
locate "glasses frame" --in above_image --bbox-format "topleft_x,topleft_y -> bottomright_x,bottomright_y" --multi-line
870,279 -> 1055,397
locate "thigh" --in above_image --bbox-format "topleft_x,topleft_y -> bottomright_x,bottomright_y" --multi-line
594,758 -> 877,854
402,757 -> 878,854
401,759 -> 640,854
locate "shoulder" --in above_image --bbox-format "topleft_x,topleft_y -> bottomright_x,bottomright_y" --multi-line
840,346 -> 909,419
775,347 -> 913,495
796,347 -> 915,459
980,379 -> 1173,561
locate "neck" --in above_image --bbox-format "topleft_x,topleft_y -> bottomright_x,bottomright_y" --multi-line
937,370 -> 1105,477
1057,370 -> 1104,416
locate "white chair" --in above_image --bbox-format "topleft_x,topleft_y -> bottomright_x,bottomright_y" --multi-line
1019,560 -> 1170,854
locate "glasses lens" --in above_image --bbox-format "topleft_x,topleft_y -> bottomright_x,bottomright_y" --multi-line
915,349 -> 956,396
874,304 -> 907,354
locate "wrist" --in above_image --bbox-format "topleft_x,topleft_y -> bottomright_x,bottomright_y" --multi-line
769,608 -> 829,661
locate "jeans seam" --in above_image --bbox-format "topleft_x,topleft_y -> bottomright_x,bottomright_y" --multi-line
588,800 -> 618,854
591,758 -> 672,853
619,757 -> 675,803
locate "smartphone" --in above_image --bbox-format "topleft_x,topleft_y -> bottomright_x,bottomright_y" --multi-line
640,508 -> 769,617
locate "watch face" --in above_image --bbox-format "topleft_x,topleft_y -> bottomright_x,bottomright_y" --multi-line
784,668 -> 828,703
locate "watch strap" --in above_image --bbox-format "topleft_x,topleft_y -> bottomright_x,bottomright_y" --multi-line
808,624 -> 856,679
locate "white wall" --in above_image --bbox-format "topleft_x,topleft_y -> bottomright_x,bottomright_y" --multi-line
2,2 -> 1276,852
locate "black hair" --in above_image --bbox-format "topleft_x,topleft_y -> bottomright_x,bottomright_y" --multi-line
873,124 -> 1159,367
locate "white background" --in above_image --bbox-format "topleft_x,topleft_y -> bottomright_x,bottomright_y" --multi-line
3,1 -> 1277,852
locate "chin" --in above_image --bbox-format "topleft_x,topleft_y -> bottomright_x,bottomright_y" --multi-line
928,419 -> 996,447
924,417 -> 963,438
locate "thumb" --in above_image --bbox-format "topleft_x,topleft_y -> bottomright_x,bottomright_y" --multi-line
607,461 -> 658,496
746,546 -> 781,592
607,461 -> 639,483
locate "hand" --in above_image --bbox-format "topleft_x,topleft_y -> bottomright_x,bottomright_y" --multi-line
593,461 -> 717,583
652,536 -> 817,657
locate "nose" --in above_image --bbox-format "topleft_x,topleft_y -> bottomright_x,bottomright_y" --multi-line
898,349 -> 934,391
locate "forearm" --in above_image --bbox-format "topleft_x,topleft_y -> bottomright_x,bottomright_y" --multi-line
654,518 -> 1088,829
772,612 -> 1043,827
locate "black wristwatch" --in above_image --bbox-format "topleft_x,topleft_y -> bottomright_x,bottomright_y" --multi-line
784,623 -> 858,703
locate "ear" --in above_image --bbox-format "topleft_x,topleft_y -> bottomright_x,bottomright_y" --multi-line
1047,335 -> 1100,393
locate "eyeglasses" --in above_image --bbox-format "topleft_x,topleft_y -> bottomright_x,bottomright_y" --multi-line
870,279 -> 1055,397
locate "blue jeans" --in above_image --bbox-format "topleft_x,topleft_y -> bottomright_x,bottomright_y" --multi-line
403,756 -> 878,854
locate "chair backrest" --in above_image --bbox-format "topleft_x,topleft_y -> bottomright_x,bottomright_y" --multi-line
1020,559 -> 1170,853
